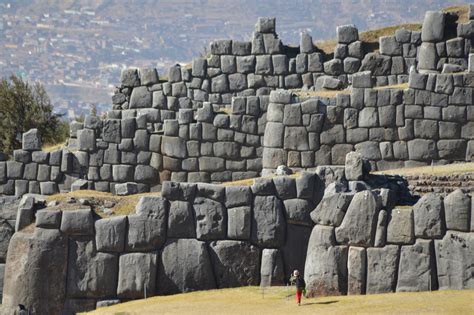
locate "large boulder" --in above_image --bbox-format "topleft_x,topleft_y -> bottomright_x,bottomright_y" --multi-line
251,195 -> 286,248
283,198 -> 313,226
227,206 -> 251,240
209,240 -> 260,288
435,231 -> 474,290
345,151 -> 364,181
117,252 -> 157,299
167,201 -> 196,238
260,249 -> 285,286
2,228 -> 68,315
126,196 -> 168,251
310,193 -> 353,226
413,193 -> 445,238
193,197 -> 226,240
305,225 -> 348,296
0,220 -> 14,262
397,239 -> 436,292
421,11 -> 445,42
386,208 -> 415,245
348,247 -> 366,295
158,239 -> 216,294
22,129 -> 42,151
444,189 -> 470,232
66,238 -> 118,298
335,190 -> 379,247
95,216 -> 127,252
366,245 -> 399,294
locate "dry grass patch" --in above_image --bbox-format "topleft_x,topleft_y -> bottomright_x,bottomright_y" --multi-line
375,82 -> 409,90
222,172 -> 300,187
42,142 -> 66,152
83,286 -> 474,315
443,5 -> 469,24
315,23 -> 421,54
374,162 -> 474,177
294,82 -> 408,100
294,88 -> 351,99
45,190 -> 160,217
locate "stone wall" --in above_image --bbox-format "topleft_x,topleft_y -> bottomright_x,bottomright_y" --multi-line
2,9 -> 474,197
2,171 -> 323,314
262,70 -> 474,173
2,156 -> 473,314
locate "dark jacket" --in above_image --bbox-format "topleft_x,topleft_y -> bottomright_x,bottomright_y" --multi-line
290,275 -> 306,290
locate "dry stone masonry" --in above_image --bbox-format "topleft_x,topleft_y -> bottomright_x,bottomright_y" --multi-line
0,5 -> 474,314
2,154 -> 473,314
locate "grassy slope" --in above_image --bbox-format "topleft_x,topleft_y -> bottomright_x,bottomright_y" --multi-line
83,286 -> 474,315
375,162 -> 474,176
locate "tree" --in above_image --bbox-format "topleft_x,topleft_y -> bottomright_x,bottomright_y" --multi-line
0,75 -> 69,155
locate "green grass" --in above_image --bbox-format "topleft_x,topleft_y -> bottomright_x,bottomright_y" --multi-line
83,286 -> 474,315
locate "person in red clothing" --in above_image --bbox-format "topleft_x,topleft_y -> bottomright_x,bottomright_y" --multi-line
289,269 -> 306,306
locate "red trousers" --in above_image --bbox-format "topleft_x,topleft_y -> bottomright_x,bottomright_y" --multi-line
296,289 -> 303,303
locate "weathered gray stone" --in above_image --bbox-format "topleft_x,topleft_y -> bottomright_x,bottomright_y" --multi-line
380,36 -> 402,55
335,190 -> 379,247
77,129 -> 96,152
252,195 -> 285,248
130,86 -> 152,108
366,245 -> 399,294
67,238 -> 118,298
0,221 -> 13,261
337,24 -> 359,44
444,189 -> 470,232
260,248 -> 285,286
413,193 -> 445,238
348,247 -> 366,295
305,225 -> 348,296
296,172 -> 318,200
323,59 -> 343,76
22,129 -> 41,151
168,200 -> 195,238
193,197 -> 226,240
418,42 -> 438,70
421,11 -> 445,42
345,151 -> 364,181
95,216 -> 127,252
352,71 -> 372,88
397,239 -> 436,292
311,193 -> 353,226
435,231 -> 474,290
35,210 -> 61,229
407,139 -> 437,161
117,252 -> 157,298
387,208 -> 415,245
115,182 -> 138,196
360,53 -> 392,75
300,32 -> 314,53
283,198 -> 312,226
227,206 -> 251,240
2,229 -> 68,315
102,119 -> 121,143
283,126 -> 309,150
139,68 -> 159,85
158,239 -> 216,294
225,186 -> 252,208
60,209 -> 94,236
209,240 -> 260,288
161,136 -> 187,159
127,196 -> 168,251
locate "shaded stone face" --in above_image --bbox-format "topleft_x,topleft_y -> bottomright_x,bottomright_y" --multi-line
158,239 -> 216,295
